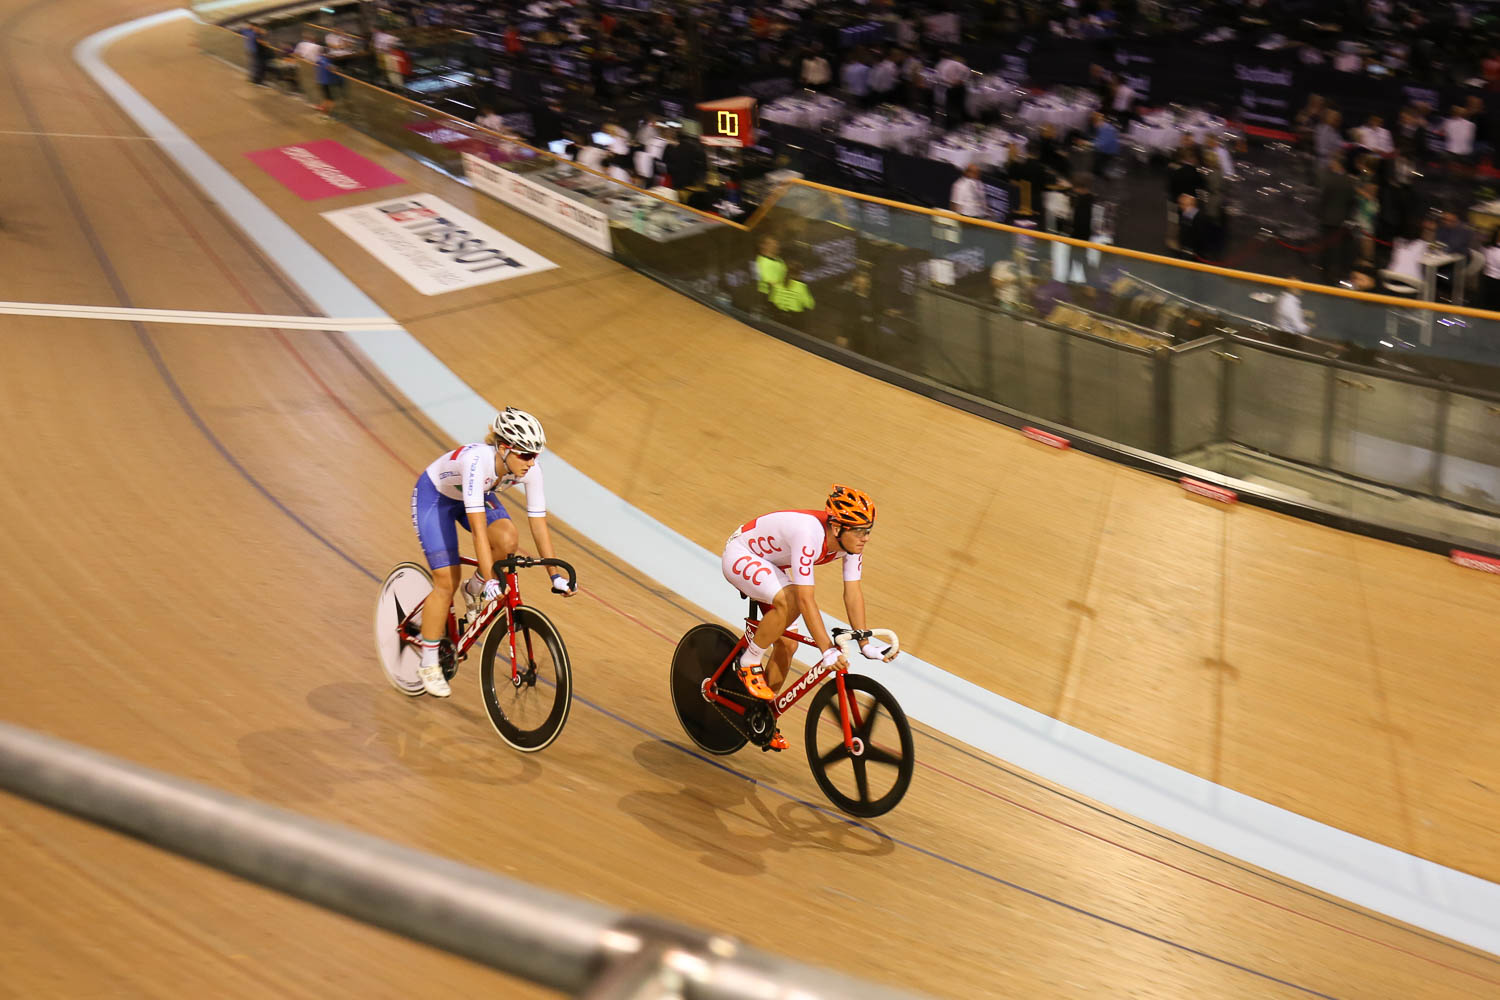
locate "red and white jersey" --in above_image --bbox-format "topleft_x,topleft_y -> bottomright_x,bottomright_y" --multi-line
423,444 -> 545,516
729,509 -> 862,585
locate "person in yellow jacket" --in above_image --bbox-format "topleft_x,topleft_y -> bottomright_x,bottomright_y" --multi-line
769,260 -> 815,330
753,234 -> 786,294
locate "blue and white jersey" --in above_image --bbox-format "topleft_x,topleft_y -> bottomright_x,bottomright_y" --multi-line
422,444 -> 545,516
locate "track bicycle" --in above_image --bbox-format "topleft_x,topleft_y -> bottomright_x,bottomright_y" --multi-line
375,553 -> 577,752
669,601 -> 914,817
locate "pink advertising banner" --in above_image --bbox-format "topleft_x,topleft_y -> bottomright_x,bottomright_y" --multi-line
245,139 -> 407,200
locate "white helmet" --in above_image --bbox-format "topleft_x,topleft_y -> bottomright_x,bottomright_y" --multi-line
491,407 -> 547,454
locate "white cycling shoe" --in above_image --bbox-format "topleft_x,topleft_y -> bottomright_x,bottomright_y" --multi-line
418,662 -> 451,698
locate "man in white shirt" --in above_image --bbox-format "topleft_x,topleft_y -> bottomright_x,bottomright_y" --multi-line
1444,105 -> 1476,171
1353,114 -> 1394,155
1110,75 -> 1136,120
868,49 -> 899,103
1387,235 -> 1426,280
841,51 -> 870,106
949,163 -> 987,218
292,35 -> 323,62
800,44 -> 831,90
933,51 -> 969,121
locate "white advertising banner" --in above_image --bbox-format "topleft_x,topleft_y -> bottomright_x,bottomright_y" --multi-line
322,193 -> 557,296
463,153 -> 614,256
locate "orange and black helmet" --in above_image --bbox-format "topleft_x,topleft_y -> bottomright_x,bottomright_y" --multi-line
825,484 -> 876,529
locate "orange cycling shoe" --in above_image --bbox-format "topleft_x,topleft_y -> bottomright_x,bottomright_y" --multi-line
736,662 -> 776,701
766,731 -> 788,752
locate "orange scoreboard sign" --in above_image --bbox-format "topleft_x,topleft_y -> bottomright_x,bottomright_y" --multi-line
696,96 -> 757,148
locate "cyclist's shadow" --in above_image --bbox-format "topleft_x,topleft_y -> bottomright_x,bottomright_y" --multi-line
237,681 -> 542,801
616,738 -> 895,876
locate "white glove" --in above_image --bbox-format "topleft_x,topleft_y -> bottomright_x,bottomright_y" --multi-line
482,577 -> 503,603
860,639 -> 893,661
550,573 -> 575,596
818,646 -> 845,668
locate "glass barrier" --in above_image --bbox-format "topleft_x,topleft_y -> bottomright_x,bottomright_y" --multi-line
193,21 -> 1500,552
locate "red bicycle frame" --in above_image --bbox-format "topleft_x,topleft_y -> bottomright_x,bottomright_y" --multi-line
704,619 -> 867,749
393,555 -> 534,681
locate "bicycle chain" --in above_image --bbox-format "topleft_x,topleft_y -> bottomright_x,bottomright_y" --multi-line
705,682 -> 777,750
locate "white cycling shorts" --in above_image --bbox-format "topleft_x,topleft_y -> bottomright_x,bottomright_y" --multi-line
721,536 -> 790,606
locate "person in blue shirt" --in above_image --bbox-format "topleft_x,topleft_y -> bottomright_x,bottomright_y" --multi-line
1091,111 -> 1120,177
241,23 -> 266,86
315,51 -> 339,114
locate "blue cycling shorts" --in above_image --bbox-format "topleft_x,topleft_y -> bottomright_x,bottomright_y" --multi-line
410,473 -> 510,570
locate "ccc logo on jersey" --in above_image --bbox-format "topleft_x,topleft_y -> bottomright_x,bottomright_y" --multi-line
746,535 -> 782,558
798,546 -> 816,574
731,555 -> 772,585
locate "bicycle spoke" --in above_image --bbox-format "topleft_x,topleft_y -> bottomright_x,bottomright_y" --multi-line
854,697 -> 884,741
851,755 -> 870,804
818,739 -> 852,767
864,743 -> 903,768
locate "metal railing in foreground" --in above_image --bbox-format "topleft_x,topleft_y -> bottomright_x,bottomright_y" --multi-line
0,722 -> 929,1000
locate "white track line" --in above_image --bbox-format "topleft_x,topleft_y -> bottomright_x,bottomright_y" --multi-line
79,9 -> 1500,956
0,300 -> 399,331
0,129 -> 156,140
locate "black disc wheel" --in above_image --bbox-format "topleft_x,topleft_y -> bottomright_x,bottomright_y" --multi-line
669,623 -> 749,755
804,674 -> 914,817
479,605 -> 572,752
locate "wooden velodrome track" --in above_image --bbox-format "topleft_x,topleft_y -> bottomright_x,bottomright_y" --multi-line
2,3 -> 1500,997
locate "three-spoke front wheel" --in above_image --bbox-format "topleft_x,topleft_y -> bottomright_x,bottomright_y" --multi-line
479,605 -> 572,752
804,674 -> 914,817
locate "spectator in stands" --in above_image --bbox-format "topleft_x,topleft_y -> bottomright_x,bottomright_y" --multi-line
768,260 -> 815,330
1444,105 -> 1476,174
840,48 -> 871,107
662,131 -> 706,190
1176,193 -> 1209,259
1352,115 -> 1393,156
1165,147 -> 1202,251
314,50 -> 339,114
1466,96 -> 1491,162
1436,210 -> 1474,256
1350,179 -> 1378,266
1394,105 -> 1428,158
754,234 -> 786,296
933,50 -> 970,122
634,113 -> 663,147
868,48 -> 900,105
1317,158 -> 1355,281
372,25 -> 398,58
1293,94 -> 1326,148
1481,227 -> 1500,309
1314,108 -> 1343,168
1007,141 -> 1046,222
1090,112 -> 1120,177
475,105 -> 505,133
900,49 -> 927,108
949,162 -> 987,219
1109,73 -> 1136,124
1387,224 -> 1429,281
241,23 -> 266,86
292,31 -> 322,63
800,42 -> 831,91
325,29 -> 358,57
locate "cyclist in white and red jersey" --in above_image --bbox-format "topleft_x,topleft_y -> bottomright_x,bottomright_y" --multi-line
408,407 -> 575,697
722,485 -> 895,750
